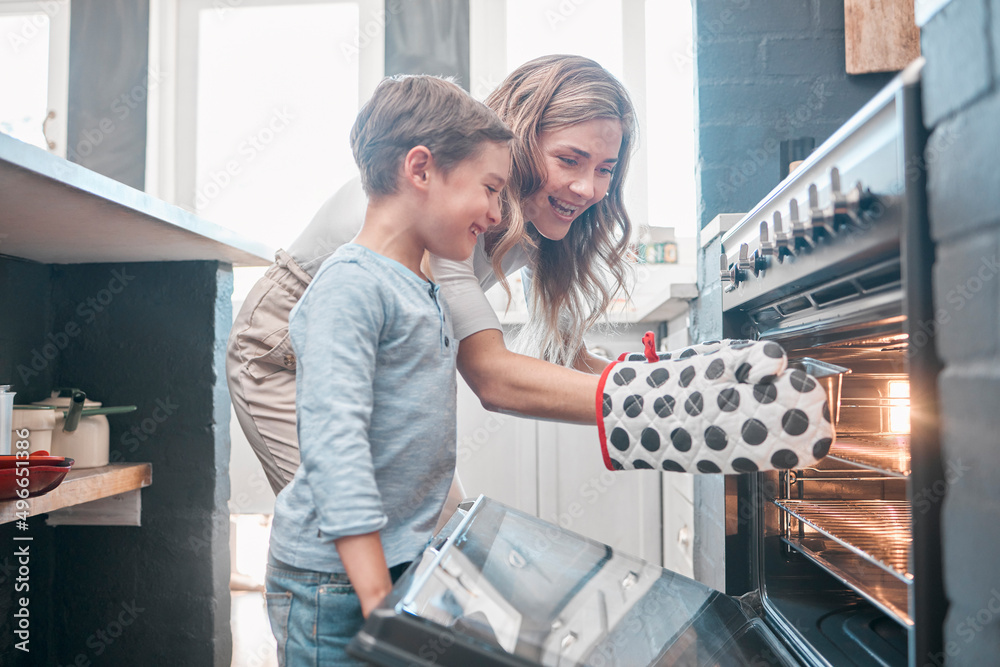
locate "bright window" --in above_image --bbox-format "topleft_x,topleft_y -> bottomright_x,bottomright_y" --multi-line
505,0 -> 623,78
645,0 -> 695,236
192,2 -> 360,253
0,0 -> 69,156
472,0 -> 696,237
157,0 -> 383,300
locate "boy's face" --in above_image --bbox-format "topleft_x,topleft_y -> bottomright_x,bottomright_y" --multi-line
424,142 -> 511,262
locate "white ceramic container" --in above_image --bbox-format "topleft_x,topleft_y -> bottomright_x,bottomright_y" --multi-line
10,406 -> 58,454
32,394 -> 110,468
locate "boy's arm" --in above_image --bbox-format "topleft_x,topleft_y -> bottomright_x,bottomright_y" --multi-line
335,532 -> 392,618
292,262 -> 391,576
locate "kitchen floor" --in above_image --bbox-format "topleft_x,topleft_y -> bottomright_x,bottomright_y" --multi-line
231,591 -> 277,667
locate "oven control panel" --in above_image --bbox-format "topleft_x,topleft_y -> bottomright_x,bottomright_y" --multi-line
719,167 -> 883,287
720,77 -> 907,314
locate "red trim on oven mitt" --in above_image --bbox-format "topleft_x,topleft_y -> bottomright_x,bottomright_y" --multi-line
596,339 -> 836,474
596,360 -> 621,470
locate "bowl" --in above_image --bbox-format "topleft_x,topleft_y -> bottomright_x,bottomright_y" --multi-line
0,465 -> 72,501
0,454 -> 74,470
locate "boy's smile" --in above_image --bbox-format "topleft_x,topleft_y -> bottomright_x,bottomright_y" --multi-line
424,142 -> 511,262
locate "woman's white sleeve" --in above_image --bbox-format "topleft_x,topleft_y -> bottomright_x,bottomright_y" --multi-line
286,176 -> 367,276
428,254 -> 503,341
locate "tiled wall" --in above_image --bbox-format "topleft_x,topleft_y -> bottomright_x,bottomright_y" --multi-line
921,0 -> 1000,662
692,0 -> 894,235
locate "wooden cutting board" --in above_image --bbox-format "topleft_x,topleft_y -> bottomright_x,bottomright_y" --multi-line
845,0 -> 921,74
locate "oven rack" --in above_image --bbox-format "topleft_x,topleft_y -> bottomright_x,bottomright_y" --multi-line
773,499 -> 913,626
773,500 -> 912,582
825,436 -> 910,477
778,534 -> 912,627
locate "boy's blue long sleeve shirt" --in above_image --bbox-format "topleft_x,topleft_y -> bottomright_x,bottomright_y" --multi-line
269,243 -> 457,572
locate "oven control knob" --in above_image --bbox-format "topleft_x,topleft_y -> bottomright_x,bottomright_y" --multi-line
759,221 -> 775,256
830,168 -> 849,230
830,167 -> 866,231
720,251 -> 745,286
772,211 -> 793,260
855,184 -> 883,222
719,252 -> 732,283
737,243 -> 752,271
793,196 -> 816,251
809,184 -> 835,239
757,222 -> 773,274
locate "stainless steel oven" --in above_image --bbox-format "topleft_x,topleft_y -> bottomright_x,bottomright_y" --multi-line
719,59 -> 944,666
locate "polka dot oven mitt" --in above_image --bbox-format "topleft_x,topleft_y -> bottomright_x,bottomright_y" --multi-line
597,338 -> 835,474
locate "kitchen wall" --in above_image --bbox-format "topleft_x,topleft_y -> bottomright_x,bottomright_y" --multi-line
919,0 -> 1000,662
687,0 -> 896,591
692,0 -> 895,236
0,259 -> 56,402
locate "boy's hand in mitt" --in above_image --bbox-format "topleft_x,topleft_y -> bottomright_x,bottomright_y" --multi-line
597,336 -> 835,474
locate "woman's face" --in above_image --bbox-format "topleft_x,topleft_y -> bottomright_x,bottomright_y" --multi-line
522,118 -> 623,241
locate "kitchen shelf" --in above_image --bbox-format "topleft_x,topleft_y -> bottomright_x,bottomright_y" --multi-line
0,462 -> 152,525
826,436 -> 910,477
0,133 -> 271,266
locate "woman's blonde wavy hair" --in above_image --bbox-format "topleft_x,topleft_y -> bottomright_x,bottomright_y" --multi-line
484,55 -> 636,366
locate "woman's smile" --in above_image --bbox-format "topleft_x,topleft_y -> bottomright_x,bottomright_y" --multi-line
524,117 -> 623,241
547,195 -> 583,221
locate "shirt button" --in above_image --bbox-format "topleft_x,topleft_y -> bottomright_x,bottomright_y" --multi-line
444,337 -> 450,347
283,353 -> 296,368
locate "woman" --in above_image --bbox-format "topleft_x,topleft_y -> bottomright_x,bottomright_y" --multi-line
229,55 -> 634,497
228,55 -> 833,504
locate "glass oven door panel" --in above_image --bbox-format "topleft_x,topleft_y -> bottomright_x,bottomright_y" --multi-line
350,496 -> 799,666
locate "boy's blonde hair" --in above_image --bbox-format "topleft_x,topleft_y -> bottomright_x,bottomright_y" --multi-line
351,75 -> 513,198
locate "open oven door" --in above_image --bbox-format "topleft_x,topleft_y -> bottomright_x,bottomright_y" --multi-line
348,495 -> 801,667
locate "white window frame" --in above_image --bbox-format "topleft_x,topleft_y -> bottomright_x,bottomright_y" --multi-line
0,0 -> 70,157
146,0 -> 384,205
469,0 -> 649,230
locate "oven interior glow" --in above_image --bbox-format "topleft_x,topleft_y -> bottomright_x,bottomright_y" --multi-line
888,381 -> 910,434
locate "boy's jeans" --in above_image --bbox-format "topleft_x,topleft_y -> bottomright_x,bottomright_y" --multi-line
264,552 -> 408,667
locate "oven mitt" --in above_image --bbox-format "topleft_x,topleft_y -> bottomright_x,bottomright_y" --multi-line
597,336 -> 834,474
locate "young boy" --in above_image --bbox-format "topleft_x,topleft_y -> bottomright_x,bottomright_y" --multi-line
264,76 -> 512,666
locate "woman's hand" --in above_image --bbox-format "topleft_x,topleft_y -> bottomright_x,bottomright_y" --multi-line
597,338 -> 835,474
